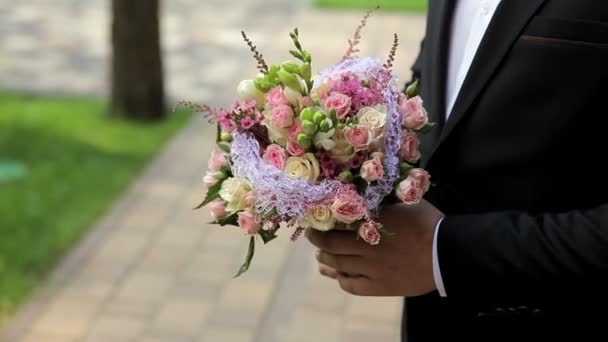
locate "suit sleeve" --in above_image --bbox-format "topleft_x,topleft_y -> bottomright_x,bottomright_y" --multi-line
437,203 -> 608,303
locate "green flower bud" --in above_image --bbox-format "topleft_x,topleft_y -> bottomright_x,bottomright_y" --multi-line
297,133 -> 312,148
299,63 -> 312,81
302,120 -> 317,135
313,111 -> 326,125
319,119 -> 332,132
278,69 -> 302,93
220,132 -> 232,142
281,62 -> 300,74
336,123 -> 346,130
339,170 -> 354,183
299,107 -> 315,122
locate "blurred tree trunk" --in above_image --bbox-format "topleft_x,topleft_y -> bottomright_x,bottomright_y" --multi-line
110,0 -> 166,120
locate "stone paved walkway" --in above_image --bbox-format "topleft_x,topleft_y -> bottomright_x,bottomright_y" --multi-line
0,1 -> 425,341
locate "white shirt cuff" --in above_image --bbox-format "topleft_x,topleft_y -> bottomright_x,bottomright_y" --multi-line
433,217 -> 447,297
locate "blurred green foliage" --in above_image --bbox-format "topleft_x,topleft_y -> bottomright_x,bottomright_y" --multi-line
314,0 -> 427,12
0,92 -> 192,322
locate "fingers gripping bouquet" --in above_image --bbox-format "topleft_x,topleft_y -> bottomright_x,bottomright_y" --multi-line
190,7 -> 435,277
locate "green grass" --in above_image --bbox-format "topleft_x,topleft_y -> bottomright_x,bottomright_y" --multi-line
0,92 -> 192,323
314,0 -> 427,12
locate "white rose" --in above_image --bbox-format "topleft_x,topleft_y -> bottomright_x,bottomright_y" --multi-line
299,204 -> 336,231
262,114 -> 289,147
314,128 -> 336,151
357,105 -> 387,139
283,86 -> 303,107
284,153 -> 320,182
237,80 -> 265,107
219,178 -> 252,212
329,129 -> 355,164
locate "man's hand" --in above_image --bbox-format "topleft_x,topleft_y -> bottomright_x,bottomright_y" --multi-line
306,199 -> 444,297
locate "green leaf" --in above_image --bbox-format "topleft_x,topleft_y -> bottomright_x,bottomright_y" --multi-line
234,236 -> 255,278
216,124 -> 221,143
379,227 -> 395,238
194,181 -> 222,209
416,122 -> 437,135
218,213 -> 239,226
217,141 -> 231,153
258,229 -> 278,244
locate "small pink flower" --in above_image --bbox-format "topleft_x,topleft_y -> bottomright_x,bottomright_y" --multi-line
271,104 -> 295,129
263,144 -> 287,169
325,93 -> 352,119
298,96 -> 314,109
331,187 -> 367,224
396,177 -> 423,205
240,116 -> 255,129
287,119 -> 304,143
360,157 -> 384,182
266,86 -> 289,108
208,199 -> 229,221
409,168 -> 431,193
203,171 -> 221,187
344,126 -> 372,151
207,146 -> 227,172
399,95 -> 429,130
287,142 -> 306,156
238,210 -> 261,235
400,130 -> 421,163
359,220 -> 381,245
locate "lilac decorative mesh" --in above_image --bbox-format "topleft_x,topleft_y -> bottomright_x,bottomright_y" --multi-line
318,57 -> 403,213
230,132 -> 342,219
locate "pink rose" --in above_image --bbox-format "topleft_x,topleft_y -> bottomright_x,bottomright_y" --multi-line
324,93 -> 352,119
263,144 -> 287,169
409,168 -> 431,193
396,177 -> 422,205
344,126 -> 372,151
359,220 -> 381,245
298,96 -> 313,109
399,95 -> 429,130
208,146 -> 227,172
271,104 -> 294,129
266,86 -> 289,108
244,191 -> 255,208
400,130 -> 421,163
360,157 -> 384,182
287,119 -> 304,143
331,190 -> 367,224
287,142 -> 306,156
237,210 -> 261,235
208,199 -> 229,221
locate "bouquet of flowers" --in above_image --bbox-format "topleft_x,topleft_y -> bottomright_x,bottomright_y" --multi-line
187,7 -> 434,277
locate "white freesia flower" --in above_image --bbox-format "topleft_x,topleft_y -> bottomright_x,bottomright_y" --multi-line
314,128 -> 336,151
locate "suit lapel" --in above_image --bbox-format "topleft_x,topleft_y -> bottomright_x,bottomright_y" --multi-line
426,0 -> 548,163
420,0 -> 455,166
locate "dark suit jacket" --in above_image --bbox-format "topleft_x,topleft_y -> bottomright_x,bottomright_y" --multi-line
403,1 -> 608,341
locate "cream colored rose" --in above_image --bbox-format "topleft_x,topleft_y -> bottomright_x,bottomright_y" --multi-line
236,80 -> 265,107
219,177 -> 252,212
284,153 -> 320,182
357,105 -> 387,139
330,129 -> 355,164
299,204 -> 336,231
